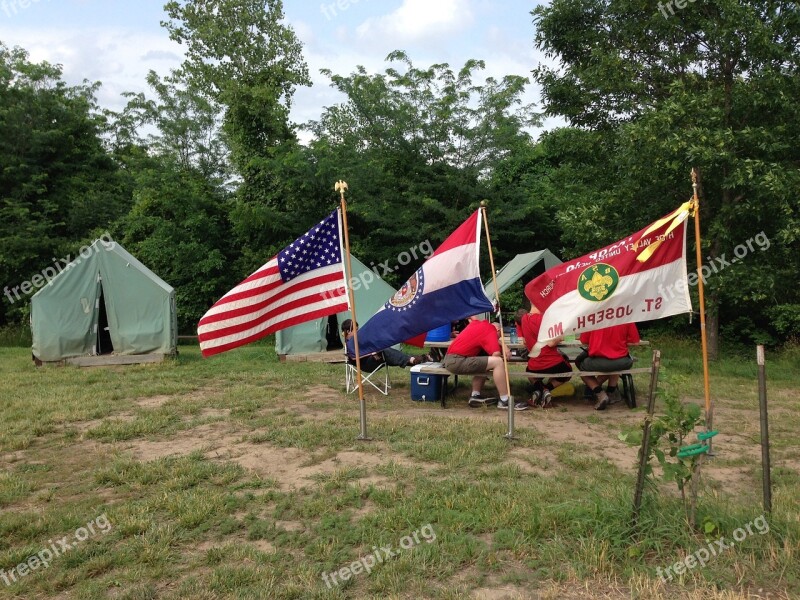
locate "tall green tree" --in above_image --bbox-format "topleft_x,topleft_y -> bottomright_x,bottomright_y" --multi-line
307,51 -> 540,285
118,70 -> 228,181
110,70 -> 236,332
162,0 -> 313,251
0,44 -> 128,324
532,0 -> 800,353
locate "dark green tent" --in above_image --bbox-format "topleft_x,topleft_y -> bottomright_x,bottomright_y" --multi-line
484,250 -> 562,302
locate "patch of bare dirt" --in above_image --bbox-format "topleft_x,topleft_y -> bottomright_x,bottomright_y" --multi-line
304,384 -> 342,401
211,443 -> 421,491
135,386 -> 224,410
72,413 -> 136,435
124,422 -> 241,462
526,411 -> 640,473
352,501 -> 375,519
276,520 -> 303,532
135,395 -> 173,409
199,408 -> 230,419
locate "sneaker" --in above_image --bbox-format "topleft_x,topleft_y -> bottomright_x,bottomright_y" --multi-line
469,394 -> 497,408
541,389 -> 553,408
529,390 -> 542,407
594,391 -> 610,411
514,400 -> 529,411
606,387 -> 621,404
497,398 -> 509,409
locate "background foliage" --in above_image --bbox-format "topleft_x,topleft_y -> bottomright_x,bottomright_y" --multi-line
1,0 -> 798,350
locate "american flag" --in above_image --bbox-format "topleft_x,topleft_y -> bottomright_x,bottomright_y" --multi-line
198,209 -> 349,357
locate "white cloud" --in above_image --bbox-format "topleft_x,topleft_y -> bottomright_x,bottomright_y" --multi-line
0,26 -> 184,112
355,0 -> 473,43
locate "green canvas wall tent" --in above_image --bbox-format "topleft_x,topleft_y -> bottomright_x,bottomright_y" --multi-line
31,238 -> 177,365
484,250 -> 562,303
275,256 -> 397,357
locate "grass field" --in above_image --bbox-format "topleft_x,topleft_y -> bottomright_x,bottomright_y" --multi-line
0,336 -> 798,599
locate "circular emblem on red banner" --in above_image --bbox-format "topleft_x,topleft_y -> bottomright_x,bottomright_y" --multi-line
578,263 -> 619,301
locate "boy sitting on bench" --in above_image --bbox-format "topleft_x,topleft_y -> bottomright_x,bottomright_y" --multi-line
576,323 -> 640,410
443,317 -> 522,410
519,304 -> 573,408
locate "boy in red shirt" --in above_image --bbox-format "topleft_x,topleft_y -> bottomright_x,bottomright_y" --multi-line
519,305 -> 573,407
444,317 -> 524,410
577,323 -> 640,410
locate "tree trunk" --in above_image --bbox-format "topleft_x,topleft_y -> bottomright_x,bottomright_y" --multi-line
706,301 -> 719,361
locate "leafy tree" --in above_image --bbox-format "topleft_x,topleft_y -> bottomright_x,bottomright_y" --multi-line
532,0 -> 800,354
162,0 -> 319,252
110,70 -> 236,332
120,160 -> 234,332
306,51 -> 540,285
0,44 -> 129,324
117,70 -> 229,181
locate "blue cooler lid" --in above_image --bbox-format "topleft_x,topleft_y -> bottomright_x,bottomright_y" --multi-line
425,323 -> 451,342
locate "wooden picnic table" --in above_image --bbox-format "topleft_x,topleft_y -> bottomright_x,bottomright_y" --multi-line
420,339 -> 651,408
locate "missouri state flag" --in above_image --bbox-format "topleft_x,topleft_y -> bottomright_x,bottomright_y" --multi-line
525,203 -> 693,344
349,210 -> 494,357
198,209 -> 349,357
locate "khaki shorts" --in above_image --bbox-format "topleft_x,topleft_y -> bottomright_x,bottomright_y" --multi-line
577,355 -> 633,372
443,354 -> 490,375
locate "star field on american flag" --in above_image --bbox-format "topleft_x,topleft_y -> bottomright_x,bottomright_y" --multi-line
277,211 -> 342,282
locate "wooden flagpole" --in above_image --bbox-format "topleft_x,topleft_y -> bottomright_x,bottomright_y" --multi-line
691,168 -> 713,443
480,201 -> 515,439
336,181 -> 371,441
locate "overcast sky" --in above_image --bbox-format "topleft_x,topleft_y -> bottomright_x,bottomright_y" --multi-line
0,0 -> 557,137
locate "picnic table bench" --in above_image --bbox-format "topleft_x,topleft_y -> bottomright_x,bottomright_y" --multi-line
414,362 -> 656,409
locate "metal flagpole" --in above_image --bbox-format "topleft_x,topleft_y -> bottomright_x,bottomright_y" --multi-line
480,201 -> 515,439
690,168 -> 713,448
336,181 -> 371,441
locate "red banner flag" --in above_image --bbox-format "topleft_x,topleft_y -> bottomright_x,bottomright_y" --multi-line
525,204 -> 692,344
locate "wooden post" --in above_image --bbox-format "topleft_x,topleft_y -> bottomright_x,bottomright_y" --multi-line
337,181 -> 371,441
633,349 -> 662,524
480,201 -> 515,439
757,345 -> 772,513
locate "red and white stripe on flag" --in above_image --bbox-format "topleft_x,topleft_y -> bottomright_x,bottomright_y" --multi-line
525,208 -> 692,343
198,209 -> 349,357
